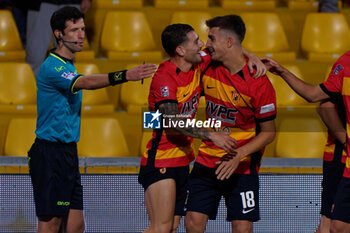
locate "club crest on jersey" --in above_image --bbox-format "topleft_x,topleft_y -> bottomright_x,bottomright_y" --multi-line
161,86 -> 169,97
61,71 -> 76,80
333,64 -> 344,75
159,168 -> 166,174
232,91 -> 240,104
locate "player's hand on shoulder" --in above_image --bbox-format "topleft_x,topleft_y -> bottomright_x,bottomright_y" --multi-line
247,55 -> 266,79
126,64 -> 158,81
260,57 -> 285,76
209,131 -> 237,154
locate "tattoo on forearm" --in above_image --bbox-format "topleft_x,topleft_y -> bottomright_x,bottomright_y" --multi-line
159,102 -> 210,139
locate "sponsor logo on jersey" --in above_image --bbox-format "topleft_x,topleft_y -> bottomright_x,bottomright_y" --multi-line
260,103 -> 275,114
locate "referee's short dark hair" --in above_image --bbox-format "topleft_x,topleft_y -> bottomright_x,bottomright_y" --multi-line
50,6 -> 84,43
161,24 -> 195,57
206,15 -> 246,43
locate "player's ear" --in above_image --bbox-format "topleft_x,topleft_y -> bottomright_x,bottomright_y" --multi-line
227,36 -> 235,48
176,46 -> 185,57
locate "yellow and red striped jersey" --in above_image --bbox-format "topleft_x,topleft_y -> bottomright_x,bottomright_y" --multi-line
197,61 -> 276,174
141,51 -> 211,168
322,100 -> 346,163
321,51 -> 350,177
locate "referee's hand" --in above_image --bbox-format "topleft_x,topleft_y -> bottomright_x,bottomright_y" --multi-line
126,64 -> 157,81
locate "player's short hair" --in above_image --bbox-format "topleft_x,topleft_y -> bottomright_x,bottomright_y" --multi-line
161,24 -> 195,57
206,15 -> 245,43
50,6 -> 84,43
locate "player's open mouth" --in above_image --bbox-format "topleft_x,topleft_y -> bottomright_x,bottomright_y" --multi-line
206,47 -> 214,55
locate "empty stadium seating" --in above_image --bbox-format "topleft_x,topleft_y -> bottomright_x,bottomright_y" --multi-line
324,65 -> 333,81
301,13 -> 350,62
4,118 -> 36,156
240,12 -> 296,62
267,65 -> 308,107
288,0 -> 342,11
170,11 -> 211,43
100,11 -> 162,61
0,10 -> 25,61
75,63 -> 115,114
288,0 -> 319,10
275,117 -> 327,158
219,0 -> 276,10
0,63 -> 36,114
140,131 -> 153,155
155,0 -> 208,9
92,0 -> 142,8
78,118 -> 130,157
119,63 -> 153,114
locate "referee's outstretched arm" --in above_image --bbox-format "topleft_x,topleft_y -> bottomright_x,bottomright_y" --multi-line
72,63 -> 157,92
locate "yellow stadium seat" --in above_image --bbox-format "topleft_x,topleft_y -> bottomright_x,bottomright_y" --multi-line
101,11 -> 162,61
0,10 -> 25,61
74,37 -> 95,61
324,65 -> 333,81
219,0 -> 275,10
75,63 -> 115,114
78,118 -> 129,157
140,131 -> 153,155
275,117 -> 327,158
170,11 -> 211,43
240,12 -> 296,62
155,0 -> 208,9
0,63 -> 36,114
119,63 -> 153,114
288,0 -> 342,11
4,118 -> 36,156
301,13 -> 350,62
267,65 -> 308,107
92,0 -> 142,8
264,139 -> 276,157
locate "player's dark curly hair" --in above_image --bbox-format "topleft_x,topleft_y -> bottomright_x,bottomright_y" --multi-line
50,6 -> 84,43
206,15 -> 245,43
161,24 -> 194,57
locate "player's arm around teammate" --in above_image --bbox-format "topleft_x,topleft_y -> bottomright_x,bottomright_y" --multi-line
159,101 -> 238,154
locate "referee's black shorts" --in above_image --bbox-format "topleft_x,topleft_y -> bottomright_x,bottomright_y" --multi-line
28,138 -> 83,217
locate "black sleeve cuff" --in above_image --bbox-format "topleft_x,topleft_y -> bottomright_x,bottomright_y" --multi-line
155,99 -> 178,110
256,114 -> 276,123
70,74 -> 83,94
320,83 -> 340,101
